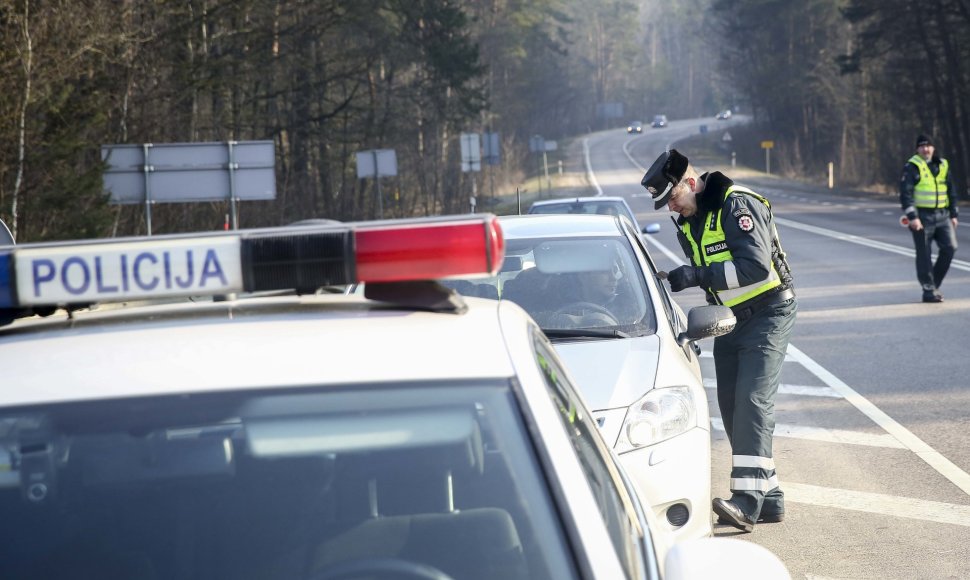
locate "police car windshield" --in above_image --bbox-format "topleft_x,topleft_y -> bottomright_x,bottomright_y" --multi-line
0,383 -> 575,580
444,237 -> 657,337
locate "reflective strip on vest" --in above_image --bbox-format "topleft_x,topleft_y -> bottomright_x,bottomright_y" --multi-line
909,155 -> 949,209
683,185 -> 781,307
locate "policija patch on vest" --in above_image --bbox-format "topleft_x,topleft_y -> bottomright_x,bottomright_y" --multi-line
705,241 -> 728,256
737,215 -> 754,232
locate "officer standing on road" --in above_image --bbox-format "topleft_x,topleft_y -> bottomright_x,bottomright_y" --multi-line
900,134 -> 958,303
641,149 -> 796,533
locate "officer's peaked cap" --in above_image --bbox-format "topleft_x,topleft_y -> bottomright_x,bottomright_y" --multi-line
641,149 -> 689,210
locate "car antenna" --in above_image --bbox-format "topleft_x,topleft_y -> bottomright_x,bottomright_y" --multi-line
517,187 -> 521,215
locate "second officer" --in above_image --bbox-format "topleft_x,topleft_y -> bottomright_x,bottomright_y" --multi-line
641,149 -> 797,532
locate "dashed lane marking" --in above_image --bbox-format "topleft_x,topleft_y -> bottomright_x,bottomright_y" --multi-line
711,417 -> 907,449
784,482 -> 970,528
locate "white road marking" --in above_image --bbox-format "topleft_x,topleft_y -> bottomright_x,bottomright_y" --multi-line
642,233 -> 688,266
787,344 -> 970,496
583,138 -> 604,196
776,217 -> 970,272
711,417 -> 906,449
704,378 -> 841,398
784,482 -> 970,528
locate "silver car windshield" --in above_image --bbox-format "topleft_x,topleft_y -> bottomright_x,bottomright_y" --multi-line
0,384 -> 575,580
445,237 -> 657,336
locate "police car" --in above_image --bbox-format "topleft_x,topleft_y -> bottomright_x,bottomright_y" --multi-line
0,215 -> 787,579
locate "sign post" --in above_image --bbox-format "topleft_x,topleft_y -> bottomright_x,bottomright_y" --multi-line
461,133 -> 482,212
529,135 -> 546,197
761,140 -> 775,175
483,131 -> 500,201
356,149 -> 398,219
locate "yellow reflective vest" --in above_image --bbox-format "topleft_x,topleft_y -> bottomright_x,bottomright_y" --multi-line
908,155 -> 949,209
681,185 -> 782,307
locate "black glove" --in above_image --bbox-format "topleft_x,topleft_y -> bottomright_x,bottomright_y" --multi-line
667,265 -> 704,292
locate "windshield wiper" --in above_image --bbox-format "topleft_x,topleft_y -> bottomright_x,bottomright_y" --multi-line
542,328 -> 631,339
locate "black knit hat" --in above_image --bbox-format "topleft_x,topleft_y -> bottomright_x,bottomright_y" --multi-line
641,149 -> 689,210
916,134 -> 933,148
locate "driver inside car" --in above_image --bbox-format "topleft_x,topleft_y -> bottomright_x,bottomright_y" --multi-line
548,260 -> 630,329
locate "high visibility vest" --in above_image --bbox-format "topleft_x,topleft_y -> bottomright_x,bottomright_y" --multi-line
682,186 -> 781,307
909,155 -> 949,209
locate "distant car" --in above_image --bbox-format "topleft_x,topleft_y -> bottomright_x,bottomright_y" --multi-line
0,214 -> 789,580
444,214 -> 739,547
528,196 -> 648,235
715,109 -> 732,120
627,120 -> 644,134
651,114 -> 668,128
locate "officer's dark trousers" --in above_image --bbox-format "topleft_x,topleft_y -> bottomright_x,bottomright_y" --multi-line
912,208 -> 958,293
713,296 -> 796,519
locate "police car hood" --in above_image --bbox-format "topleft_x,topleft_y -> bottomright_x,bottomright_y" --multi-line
551,335 -> 660,410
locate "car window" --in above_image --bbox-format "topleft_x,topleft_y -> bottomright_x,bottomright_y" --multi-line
532,334 -> 648,579
444,236 -> 657,336
0,383 -> 576,580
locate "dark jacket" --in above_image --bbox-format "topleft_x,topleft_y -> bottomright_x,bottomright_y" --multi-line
677,172 -> 793,305
899,155 -> 958,220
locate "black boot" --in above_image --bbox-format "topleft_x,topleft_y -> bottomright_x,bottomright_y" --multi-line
712,498 -> 755,533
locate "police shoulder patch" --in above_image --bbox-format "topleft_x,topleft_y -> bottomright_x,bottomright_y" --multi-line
737,215 -> 754,232
732,207 -> 751,218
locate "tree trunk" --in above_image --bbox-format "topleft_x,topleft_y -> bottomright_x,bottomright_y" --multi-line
11,0 -> 33,241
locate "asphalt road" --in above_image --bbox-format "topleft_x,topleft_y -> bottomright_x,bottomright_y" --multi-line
580,119 -> 970,579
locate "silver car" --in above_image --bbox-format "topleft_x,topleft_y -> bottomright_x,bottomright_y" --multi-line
444,214 -> 736,547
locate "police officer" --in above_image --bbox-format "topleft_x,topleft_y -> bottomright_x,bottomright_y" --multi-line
641,149 -> 796,533
900,134 -> 958,303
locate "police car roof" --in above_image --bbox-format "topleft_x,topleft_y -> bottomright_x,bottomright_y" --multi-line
0,294 -> 525,407
500,214 -> 626,238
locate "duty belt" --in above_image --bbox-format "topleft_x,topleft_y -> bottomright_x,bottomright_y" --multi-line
731,286 -> 795,322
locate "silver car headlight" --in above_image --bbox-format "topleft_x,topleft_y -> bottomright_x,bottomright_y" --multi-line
615,386 -> 695,453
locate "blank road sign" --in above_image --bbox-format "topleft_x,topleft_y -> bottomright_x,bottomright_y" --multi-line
102,141 -> 276,204
460,133 -> 482,172
356,149 -> 398,178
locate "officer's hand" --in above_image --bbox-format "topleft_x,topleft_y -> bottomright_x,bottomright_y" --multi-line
667,266 -> 702,292
909,217 -> 923,231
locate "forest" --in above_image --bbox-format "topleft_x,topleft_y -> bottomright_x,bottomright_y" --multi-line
0,0 -> 966,241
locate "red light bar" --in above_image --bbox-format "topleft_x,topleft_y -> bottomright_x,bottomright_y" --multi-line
355,215 -> 505,283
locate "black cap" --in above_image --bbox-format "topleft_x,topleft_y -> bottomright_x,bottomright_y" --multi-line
641,149 -> 689,210
916,134 -> 933,148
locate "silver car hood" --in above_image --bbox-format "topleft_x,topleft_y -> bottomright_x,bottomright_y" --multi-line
552,335 -> 660,411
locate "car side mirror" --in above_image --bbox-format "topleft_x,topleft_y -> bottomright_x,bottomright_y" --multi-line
677,305 -> 736,346
643,223 -> 661,234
